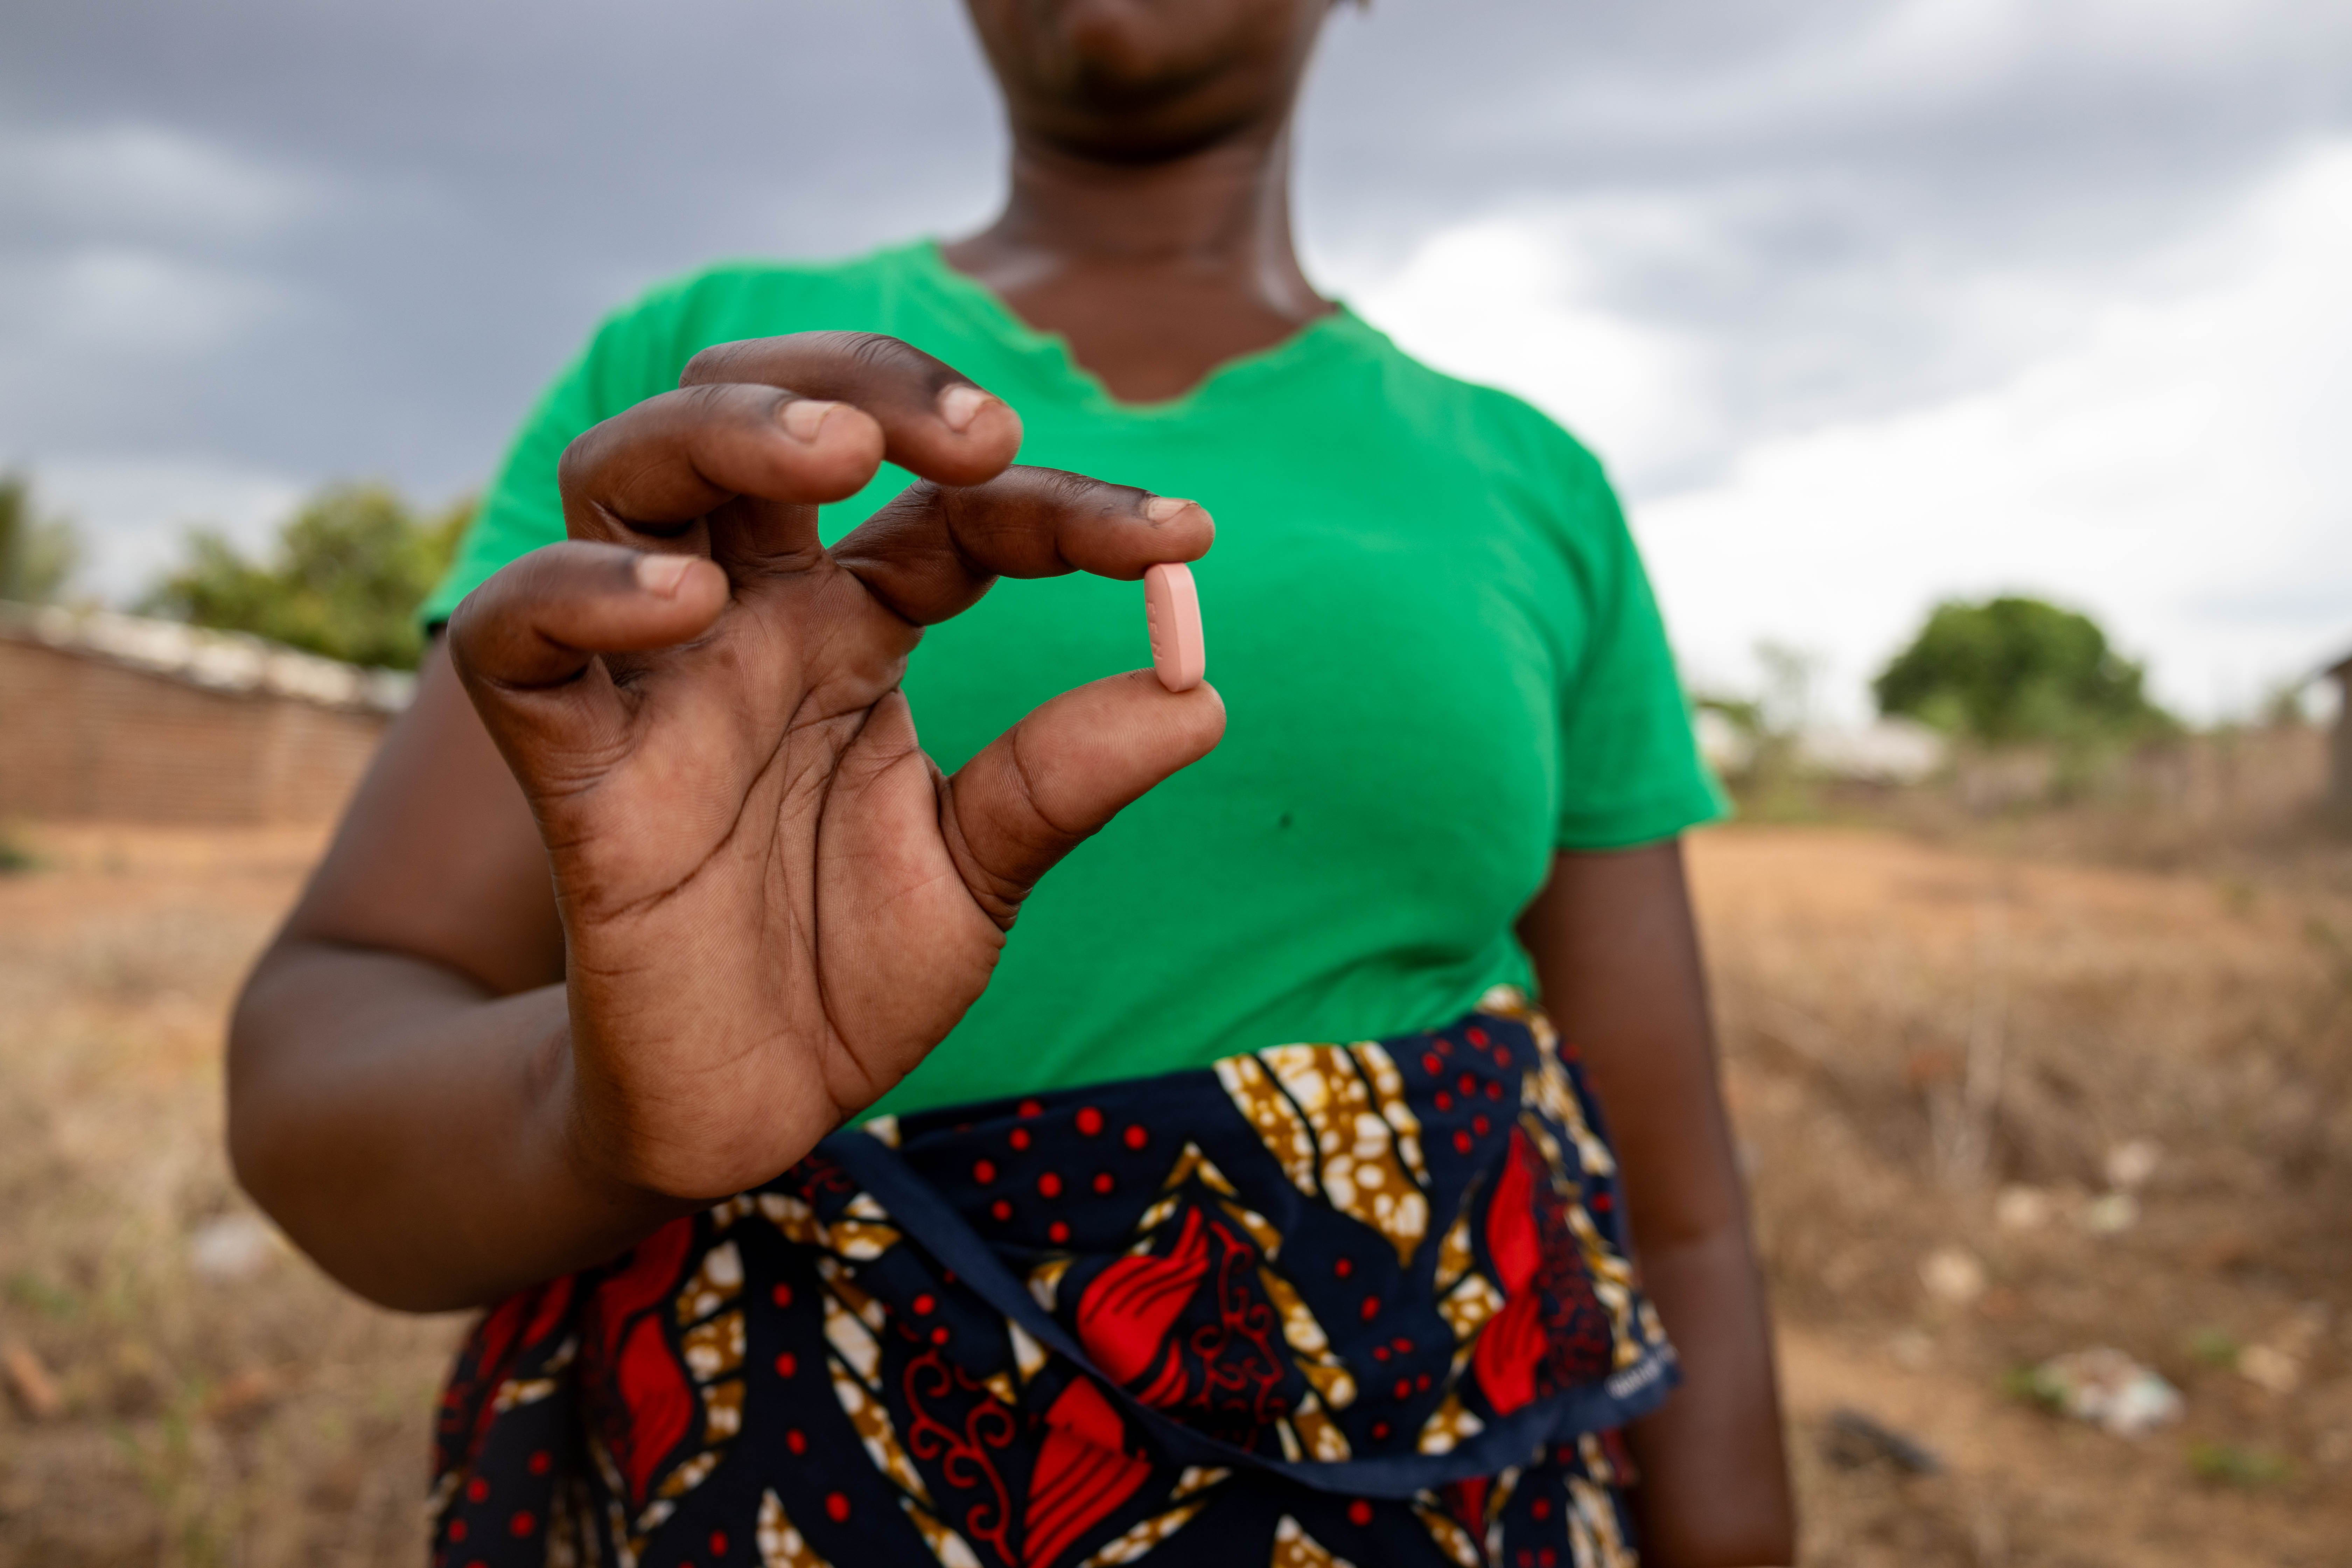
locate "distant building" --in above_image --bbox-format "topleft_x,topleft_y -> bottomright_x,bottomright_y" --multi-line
1690,707 -> 1951,787
1794,718 -> 1950,786
0,604 -> 411,825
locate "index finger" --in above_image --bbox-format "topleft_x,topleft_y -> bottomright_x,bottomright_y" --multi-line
680,331 -> 1023,489
831,466 -> 1213,626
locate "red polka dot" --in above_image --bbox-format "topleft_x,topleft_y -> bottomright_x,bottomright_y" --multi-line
991,1199 -> 1013,1222
774,1352 -> 798,1378
1037,1171 -> 1063,1198
448,1521 -> 468,1542
1123,1125 -> 1148,1150
786,1429 -> 807,1455
1518,1551 -> 1534,1568
1334,1257 -> 1354,1279
771,1283 -> 794,1308
1048,1221 -> 1071,1244
1075,1107 -> 1104,1136
1436,1039 -> 1453,1055
1531,1498 -> 1552,1520
914,1293 -> 937,1316
1018,1098 -> 1043,1118
1487,1080 -> 1505,1101
1453,1130 -> 1474,1154
1360,1296 -> 1380,1321
1092,1172 -> 1115,1195
1467,1027 -> 1490,1046
1434,1091 -> 1454,1111
465,1477 -> 490,1503
1371,1421 -> 1391,1441
712,1530 -> 730,1556
1472,1114 -> 1491,1136
1393,1377 -> 1412,1400
930,1325 -> 951,1344
1539,1550 -> 1557,1567
1421,1052 -> 1442,1074
1416,1373 -> 1432,1392
1592,1192 -> 1613,1212
528,1450 -> 552,1476
1372,1344 -> 1390,1361
509,1510 -> 537,1537
1009,1128 -> 1031,1151
825,1492 -> 852,1524
1457,1073 -> 1478,1095
973,1159 -> 997,1184
1348,1500 -> 1374,1527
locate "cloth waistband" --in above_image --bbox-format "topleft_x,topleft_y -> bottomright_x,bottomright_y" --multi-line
430,987 -> 1677,1560
810,984 -> 1675,1492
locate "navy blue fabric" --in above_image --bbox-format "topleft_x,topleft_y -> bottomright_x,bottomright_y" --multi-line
429,1005 -> 1665,1566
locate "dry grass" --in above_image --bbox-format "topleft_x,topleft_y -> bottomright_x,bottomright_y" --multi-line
1701,826 -> 2352,1567
0,826 -> 463,1567
1,818 -> 2347,1564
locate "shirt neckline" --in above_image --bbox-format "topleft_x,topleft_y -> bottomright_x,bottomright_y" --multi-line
897,238 -> 1380,419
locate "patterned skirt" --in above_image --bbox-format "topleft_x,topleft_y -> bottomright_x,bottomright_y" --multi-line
430,988 -> 1672,1568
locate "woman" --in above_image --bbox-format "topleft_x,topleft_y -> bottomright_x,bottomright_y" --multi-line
229,2 -> 1794,1564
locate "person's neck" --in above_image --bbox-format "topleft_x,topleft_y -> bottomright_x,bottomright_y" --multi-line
942,124 -> 1332,405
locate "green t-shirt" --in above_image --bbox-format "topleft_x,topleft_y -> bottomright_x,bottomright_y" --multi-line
424,240 -> 1726,1118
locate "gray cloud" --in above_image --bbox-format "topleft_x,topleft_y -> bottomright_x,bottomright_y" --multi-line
4,0 -> 2349,556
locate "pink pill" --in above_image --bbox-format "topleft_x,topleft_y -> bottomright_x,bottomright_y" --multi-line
1143,562 -> 1205,692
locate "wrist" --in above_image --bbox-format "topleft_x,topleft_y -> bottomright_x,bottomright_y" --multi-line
533,1022 -> 702,1241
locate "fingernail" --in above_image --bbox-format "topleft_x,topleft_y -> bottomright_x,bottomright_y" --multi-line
937,384 -> 992,433
780,399 -> 840,442
635,553 -> 696,597
1142,496 -> 1197,523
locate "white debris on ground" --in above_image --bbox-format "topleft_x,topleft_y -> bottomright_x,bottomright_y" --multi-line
1994,1184 -> 2054,1231
188,1212 -> 285,1283
1919,1245 -> 1988,1306
2079,1191 -> 2141,1235
2236,1304 -> 2332,1397
2026,1348 -> 2185,1438
2103,1138 -> 2162,1191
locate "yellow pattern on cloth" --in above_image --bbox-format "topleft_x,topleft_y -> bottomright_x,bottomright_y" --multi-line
1217,1042 -> 1432,1263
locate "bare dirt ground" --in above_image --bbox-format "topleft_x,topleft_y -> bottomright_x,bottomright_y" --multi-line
1,820 -> 2347,1566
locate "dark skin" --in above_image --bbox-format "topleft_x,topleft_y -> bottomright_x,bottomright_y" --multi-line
229,1 -> 1793,1562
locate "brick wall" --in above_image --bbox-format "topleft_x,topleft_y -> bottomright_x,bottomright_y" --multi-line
0,639 -> 389,824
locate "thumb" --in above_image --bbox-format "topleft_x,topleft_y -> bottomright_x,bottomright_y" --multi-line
943,671 -> 1226,927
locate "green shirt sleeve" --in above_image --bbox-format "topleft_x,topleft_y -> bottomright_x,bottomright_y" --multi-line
1544,439 -> 1731,850
418,283 -> 702,627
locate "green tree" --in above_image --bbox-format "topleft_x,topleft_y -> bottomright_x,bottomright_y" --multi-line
141,483 -> 469,670
0,471 -> 82,603
1873,595 -> 2173,745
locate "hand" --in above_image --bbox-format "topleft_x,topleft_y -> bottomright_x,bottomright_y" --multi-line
447,332 -> 1223,1203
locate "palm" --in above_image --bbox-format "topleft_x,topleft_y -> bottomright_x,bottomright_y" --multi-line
450,335 -> 1220,1200
547,562 -> 999,1195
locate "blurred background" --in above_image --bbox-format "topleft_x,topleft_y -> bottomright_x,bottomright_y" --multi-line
2,1 -> 2349,1563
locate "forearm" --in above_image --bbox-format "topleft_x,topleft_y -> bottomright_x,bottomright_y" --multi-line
1520,842 -> 1794,1565
228,941 -> 691,1311
1628,1226 -> 1791,1566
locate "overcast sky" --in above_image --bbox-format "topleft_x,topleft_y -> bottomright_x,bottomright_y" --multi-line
5,0 -> 2350,717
